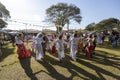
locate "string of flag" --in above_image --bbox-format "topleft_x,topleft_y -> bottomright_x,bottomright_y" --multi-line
7,19 -> 55,28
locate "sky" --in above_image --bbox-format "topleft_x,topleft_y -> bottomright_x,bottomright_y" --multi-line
0,0 -> 120,30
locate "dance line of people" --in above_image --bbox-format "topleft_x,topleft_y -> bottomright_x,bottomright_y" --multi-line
15,32 -> 97,63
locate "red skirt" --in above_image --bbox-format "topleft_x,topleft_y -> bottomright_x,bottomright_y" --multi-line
86,46 -> 93,55
17,44 -> 31,59
51,45 -> 56,55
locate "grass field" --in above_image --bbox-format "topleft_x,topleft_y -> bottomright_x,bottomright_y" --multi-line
0,41 -> 120,80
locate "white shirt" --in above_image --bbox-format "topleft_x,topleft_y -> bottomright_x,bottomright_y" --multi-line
35,37 -> 43,44
70,37 -> 79,45
15,37 -> 23,44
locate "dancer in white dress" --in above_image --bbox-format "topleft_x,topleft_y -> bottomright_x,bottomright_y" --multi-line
35,33 -> 44,60
56,35 -> 65,62
70,33 -> 79,61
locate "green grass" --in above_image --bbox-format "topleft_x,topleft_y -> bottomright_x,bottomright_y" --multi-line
0,41 -> 120,80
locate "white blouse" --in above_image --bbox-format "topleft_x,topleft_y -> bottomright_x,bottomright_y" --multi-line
15,37 -> 23,44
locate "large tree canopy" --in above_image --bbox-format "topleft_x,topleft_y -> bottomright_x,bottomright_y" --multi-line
0,2 -> 10,18
85,23 -> 95,31
0,19 -> 7,29
94,18 -> 119,31
46,3 -> 82,33
0,2 -> 10,29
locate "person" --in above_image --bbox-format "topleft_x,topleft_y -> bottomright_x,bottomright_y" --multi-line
35,33 -> 44,60
42,33 -> 48,56
92,34 -> 97,54
78,37 -> 83,52
85,35 -> 94,57
46,35 -> 52,51
15,33 -> 31,59
97,33 -> 102,45
56,35 -> 65,63
70,33 -> 79,61
51,34 -> 58,55
31,34 -> 36,53
10,34 -> 15,47
0,49 -> 2,57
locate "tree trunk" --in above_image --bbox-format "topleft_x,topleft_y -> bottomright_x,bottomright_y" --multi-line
67,22 -> 69,33
56,26 -> 63,34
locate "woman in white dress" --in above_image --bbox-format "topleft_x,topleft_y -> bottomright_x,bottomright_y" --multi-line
70,33 -> 79,61
56,35 -> 65,62
35,33 -> 44,60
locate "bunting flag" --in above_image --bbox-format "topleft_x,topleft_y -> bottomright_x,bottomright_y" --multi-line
7,19 -> 55,28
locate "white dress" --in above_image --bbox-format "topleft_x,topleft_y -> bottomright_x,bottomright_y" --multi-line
35,37 -> 44,60
56,39 -> 65,60
31,36 -> 36,49
70,37 -> 79,61
46,35 -> 52,50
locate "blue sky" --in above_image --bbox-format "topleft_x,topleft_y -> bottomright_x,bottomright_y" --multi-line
1,0 -> 120,30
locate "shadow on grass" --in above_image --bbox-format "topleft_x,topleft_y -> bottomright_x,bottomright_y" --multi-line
0,42 -> 15,62
19,57 -> 38,80
77,50 -> 120,79
32,49 -> 120,80
90,50 -> 120,70
37,60 -> 70,80
97,43 -> 120,52
33,53 -> 99,80
77,57 -> 120,79
36,58 -> 90,80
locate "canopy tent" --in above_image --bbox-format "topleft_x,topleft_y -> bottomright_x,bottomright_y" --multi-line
0,30 -> 8,33
19,29 -> 41,34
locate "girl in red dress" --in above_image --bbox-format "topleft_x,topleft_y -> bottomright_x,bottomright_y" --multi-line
16,33 -> 31,59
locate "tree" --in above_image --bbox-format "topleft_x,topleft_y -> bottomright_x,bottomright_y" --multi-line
46,3 -> 82,34
94,18 -> 119,31
0,2 -> 10,29
116,20 -> 120,30
0,2 -> 10,18
85,23 -> 95,31
0,19 -> 7,29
